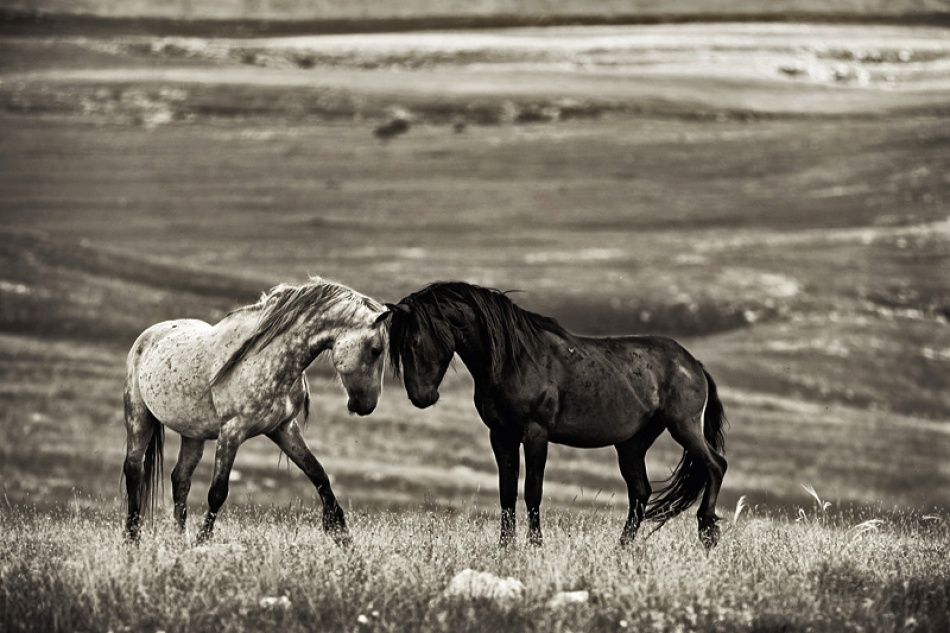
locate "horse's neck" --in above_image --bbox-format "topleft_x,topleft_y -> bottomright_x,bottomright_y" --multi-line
286,307 -> 358,370
454,329 -> 510,388
454,321 -> 551,390
242,306 -> 355,376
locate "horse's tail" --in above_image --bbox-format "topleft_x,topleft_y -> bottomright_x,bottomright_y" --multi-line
644,367 -> 727,524
140,409 -> 165,518
301,372 -> 311,429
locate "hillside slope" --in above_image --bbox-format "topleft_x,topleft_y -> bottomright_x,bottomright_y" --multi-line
0,230 -> 947,516
0,19 -> 947,517
0,230 -> 263,344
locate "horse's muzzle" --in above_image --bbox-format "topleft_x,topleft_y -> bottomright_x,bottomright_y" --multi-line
347,398 -> 377,416
409,390 -> 439,409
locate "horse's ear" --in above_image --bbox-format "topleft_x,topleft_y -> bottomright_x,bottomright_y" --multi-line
385,302 -> 411,314
374,310 -> 393,326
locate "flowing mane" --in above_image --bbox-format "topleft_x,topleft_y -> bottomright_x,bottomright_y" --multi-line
388,281 -> 574,377
210,277 -> 382,387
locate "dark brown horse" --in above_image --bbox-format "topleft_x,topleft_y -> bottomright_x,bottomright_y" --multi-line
387,282 -> 727,548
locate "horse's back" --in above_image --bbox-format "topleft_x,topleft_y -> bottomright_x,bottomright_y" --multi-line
580,334 -> 706,394
548,334 -> 707,446
129,319 -> 220,436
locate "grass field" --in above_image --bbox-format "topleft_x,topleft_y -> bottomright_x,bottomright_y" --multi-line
3,504 -> 949,633
0,17 -> 948,632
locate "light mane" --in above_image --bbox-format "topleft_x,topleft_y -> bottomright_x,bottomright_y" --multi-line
210,277 -> 382,387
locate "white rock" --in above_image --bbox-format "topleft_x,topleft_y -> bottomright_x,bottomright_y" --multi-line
259,595 -> 292,610
546,590 -> 590,609
443,569 -> 525,608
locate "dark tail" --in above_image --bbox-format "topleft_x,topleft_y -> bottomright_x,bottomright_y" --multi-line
644,368 -> 727,524
140,413 -> 165,518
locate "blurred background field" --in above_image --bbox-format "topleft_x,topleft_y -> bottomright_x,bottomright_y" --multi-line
0,6 -> 948,530
2,0 -> 949,22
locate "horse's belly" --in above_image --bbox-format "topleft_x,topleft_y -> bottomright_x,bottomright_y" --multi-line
136,321 -> 219,438
548,422 -> 635,448
552,390 -> 653,448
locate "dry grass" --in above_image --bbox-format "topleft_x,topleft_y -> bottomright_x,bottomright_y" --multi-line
1,500 -> 948,633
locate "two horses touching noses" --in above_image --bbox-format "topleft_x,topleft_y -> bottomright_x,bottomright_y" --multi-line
123,277 -> 727,550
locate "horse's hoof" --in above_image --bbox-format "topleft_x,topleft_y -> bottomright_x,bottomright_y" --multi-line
527,533 -> 543,548
195,530 -> 213,546
699,518 -> 720,550
329,528 -> 352,548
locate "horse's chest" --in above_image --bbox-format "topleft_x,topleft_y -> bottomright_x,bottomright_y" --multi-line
474,385 -> 551,429
475,397 -> 516,429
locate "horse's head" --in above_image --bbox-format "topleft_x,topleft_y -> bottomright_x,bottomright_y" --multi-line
331,309 -> 391,416
385,300 -> 455,409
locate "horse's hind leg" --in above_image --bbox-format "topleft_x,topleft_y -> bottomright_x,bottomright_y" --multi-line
123,389 -> 159,541
666,410 -> 727,549
267,419 -> 350,547
171,436 -> 205,532
615,418 -> 665,546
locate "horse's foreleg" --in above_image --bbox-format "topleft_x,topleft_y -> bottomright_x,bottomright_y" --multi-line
489,428 -> 520,547
171,436 -> 205,533
267,420 -> 350,547
522,422 -> 549,547
198,423 -> 246,544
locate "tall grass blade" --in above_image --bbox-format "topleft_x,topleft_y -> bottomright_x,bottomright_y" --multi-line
732,495 -> 747,523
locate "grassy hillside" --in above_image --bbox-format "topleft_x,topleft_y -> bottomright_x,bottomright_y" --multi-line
0,19 -> 947,523
0,231 -> 264,343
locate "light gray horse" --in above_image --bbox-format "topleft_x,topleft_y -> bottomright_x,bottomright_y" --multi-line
123,277 -> 390,545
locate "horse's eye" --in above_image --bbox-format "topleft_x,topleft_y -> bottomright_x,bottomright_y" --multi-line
411,337 -> 421,348
370,347 -> 382,358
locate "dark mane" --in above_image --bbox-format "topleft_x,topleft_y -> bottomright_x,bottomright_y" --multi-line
210,277 -> 381,388
389,281 -> 574,377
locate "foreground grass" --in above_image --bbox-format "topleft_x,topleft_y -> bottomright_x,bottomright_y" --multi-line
2,504 -> 948,633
